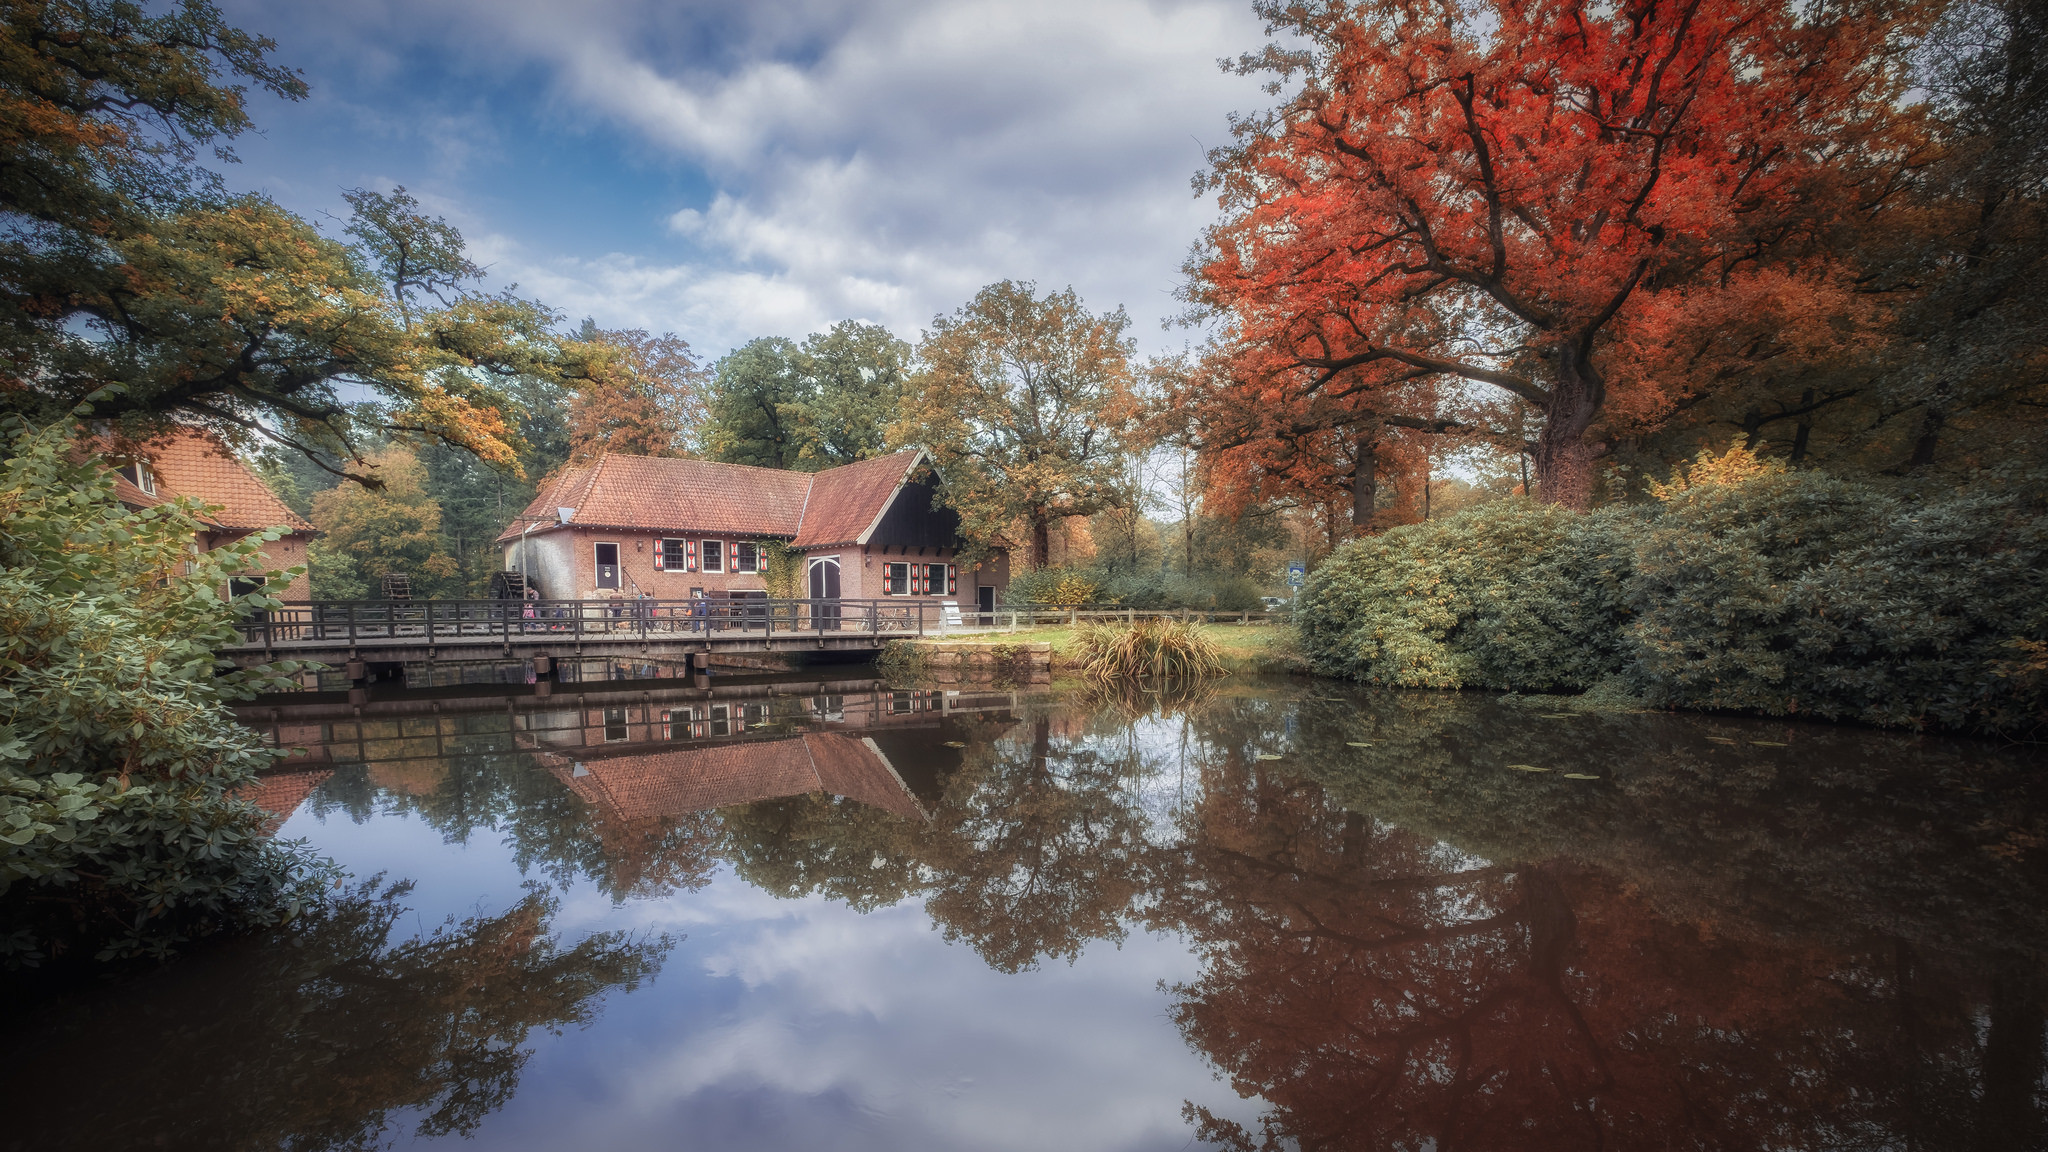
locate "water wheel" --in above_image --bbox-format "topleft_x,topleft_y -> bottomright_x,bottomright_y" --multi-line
379,571 -> 412,600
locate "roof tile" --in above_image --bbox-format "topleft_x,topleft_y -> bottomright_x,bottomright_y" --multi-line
548,733 -> 924,821
112,427 -> 313,533
495,450 -> 926,548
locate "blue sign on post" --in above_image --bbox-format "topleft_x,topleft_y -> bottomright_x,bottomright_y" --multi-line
1286,562 -> 1306,587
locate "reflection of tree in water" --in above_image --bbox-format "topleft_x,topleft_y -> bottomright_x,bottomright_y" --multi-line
227,687 -> 2048,1150
3,880 -> 669,1152
722,707 -> 1154,971
311,714 -> 720,900
1158,692 -> 2048,1152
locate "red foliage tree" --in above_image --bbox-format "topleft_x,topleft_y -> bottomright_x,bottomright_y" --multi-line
1192,0 -> 1929,507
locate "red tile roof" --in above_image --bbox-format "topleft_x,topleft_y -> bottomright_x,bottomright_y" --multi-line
495,449 -> 928,548
789,451 -> 923,548
548,733 -> 925,822
107,427 -> 313,533
239,766 -> 334,835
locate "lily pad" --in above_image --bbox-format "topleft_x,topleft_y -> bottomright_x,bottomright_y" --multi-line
1540,713 -> 1578,719
1507,764 -> 1550,772
1347,741 -> 1374,748
943,741 -> 967,748
1257,753 -> 1284,761
1562,773 -> 1601,780
1749,740 -> 1788,747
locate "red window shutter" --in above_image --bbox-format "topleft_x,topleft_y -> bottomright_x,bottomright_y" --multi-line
688,540 -> 698,572
911,566 -> 923,595
947,565 -> 957,594
653,541 -> 664,570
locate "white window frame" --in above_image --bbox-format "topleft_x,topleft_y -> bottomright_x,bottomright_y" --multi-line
121,460 -> 157,495
700,539 -> 725,573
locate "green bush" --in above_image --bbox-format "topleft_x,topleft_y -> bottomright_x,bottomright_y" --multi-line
0,412 -> 331,966
1628,468 -> 2048,731
1298,499 -> 1635,691
1299,451 -> 2048,734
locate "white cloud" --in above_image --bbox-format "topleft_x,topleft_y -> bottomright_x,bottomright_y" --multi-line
277,0 -> 1270,355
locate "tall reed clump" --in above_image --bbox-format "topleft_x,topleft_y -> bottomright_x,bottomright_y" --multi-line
1075,618 -> 1225,681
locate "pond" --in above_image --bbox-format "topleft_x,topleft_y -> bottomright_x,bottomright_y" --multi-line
8,673 -> 2048,1151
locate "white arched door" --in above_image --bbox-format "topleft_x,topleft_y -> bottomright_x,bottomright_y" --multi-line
808,557 -> 841,629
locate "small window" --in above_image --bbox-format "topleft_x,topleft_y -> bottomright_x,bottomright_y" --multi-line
120,461 -> 157,495
661,707 -> 701,741
884,562 -> 910,595
659,539 -> 686,570
709,704 -> 731,737
701,540 -> 724,573
732,541 -> 759,573
923,564 -> 946,597
603,707 -> 629,742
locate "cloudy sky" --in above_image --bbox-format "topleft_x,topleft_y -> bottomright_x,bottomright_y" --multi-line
214,0 -> 1275,359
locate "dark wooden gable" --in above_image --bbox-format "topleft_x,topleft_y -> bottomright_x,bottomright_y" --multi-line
866,469 -> 962,549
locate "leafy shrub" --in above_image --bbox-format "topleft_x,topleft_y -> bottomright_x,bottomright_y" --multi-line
0,412 -> 330,966
1298,499 -> 1635,691
1074,618 -> 1225,681
1300,447 -> 2048,734
1627,461 -> 2048,731
1009,565 -> 1276,611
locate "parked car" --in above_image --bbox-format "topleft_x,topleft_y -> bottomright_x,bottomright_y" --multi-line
1260,596 -> 1288,611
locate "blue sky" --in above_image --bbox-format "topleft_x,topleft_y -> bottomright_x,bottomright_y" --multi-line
213,0 -> 1273,360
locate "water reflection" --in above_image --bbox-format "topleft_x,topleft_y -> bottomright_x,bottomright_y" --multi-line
7,680 -> 2045,1151
4,882 -> 667,1152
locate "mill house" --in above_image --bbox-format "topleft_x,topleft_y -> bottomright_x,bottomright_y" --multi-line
495,448 -> 1009,614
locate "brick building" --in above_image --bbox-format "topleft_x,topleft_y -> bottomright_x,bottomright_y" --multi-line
495,448 -> 1009,612
106,427 -> 316,601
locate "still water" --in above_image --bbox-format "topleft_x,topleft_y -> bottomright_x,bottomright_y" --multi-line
9,672 -> 2048,1151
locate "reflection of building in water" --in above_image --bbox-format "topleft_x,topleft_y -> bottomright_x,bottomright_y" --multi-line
239,766 -> 335,834
541,733 -> 927,822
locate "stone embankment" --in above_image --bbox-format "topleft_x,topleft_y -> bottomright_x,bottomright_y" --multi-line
896,642 -> 1055,685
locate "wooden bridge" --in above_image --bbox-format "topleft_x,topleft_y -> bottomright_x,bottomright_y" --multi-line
222,597 -> 947,668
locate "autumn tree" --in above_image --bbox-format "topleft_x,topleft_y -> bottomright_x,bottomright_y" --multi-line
1192,0 -> 1931,508
564,322 -> 704,463
895,281 -> 1139,567
0,5 -> 595,481
309,444 -> 460,598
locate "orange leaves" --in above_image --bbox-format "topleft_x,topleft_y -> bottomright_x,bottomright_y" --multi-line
1195,0 -> 1931,503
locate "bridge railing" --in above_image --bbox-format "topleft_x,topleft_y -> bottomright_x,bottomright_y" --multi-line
231,598 -> 936,648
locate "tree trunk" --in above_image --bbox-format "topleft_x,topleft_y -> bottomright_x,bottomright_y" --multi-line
1533,346 -> 1603,510
1351,432 -> 1378,531
1030,514 -> 1051,570
1976,962 -> 2046,1152
1790,389 -> 1814,465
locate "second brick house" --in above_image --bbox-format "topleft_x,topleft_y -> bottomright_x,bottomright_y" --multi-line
494,448 -> 1009,612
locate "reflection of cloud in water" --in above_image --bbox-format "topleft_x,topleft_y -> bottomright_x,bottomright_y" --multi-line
482,876 -> 1257,1152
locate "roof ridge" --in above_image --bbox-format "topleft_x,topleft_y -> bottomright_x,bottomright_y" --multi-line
601,451 -> 815,480
794,471 -> 816,535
